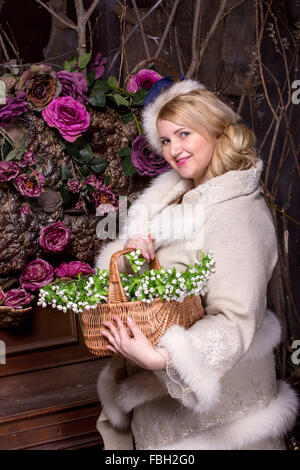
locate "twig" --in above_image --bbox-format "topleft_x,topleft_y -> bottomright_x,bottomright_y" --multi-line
0,31 -> 10,62
0,50 -> 77,69
34,0 -> 77,30
174,23 -> 184,75
85,0 -> 100,20
131,0 -> 150,59
154,0 -> 180,58
186,0 -> 202,78
106,0 -> 165,75
0,25 -> 21,63
197,0 -> 228,69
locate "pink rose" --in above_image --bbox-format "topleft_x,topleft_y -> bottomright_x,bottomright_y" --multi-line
0,161 -> 20,182
19,258 -> 54,291
126,69 -> 162,93
42,96 -> 90,143
0,288 -> 5,305
39,221 -> 71,253
15,173 -> 43,197
55,261 -> 95,278
4,288 -> 33,309
67,179 -> 82,193
20,203 -> 31,215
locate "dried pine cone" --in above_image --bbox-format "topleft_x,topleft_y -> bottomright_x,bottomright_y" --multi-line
63,213 -> 103,263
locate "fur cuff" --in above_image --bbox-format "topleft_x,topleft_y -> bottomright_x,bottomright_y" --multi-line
97,359 -> 131,430
117,371 -> 167,413
158,324 -> 221,413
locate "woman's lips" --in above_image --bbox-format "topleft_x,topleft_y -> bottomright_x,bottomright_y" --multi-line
176,156 -> 192,166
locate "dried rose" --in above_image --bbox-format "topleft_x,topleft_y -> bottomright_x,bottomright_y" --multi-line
83,174 -> 103,190
18,64 -> 61,111
42,96 -> 90,142
20,202 -> 31,215
93,184 -> 119,215
0,161 -> 20,182
55,261 -> 95,278
126,69 -> 162,93
4,288 -> 33,309
22,150 -> 36,166
131,135 -> 171,176
0,76 -> 17,96
0,91 -> 28,127
57,70 -> 88,105
88,53 -> 107,80
19,258 -> 54,291
0,288 -> 5,305
39,221 -> 71,253
67,179 -> 82,193
15,173 -> 43,197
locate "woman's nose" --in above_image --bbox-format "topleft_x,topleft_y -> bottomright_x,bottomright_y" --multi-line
170,141 -> 182,156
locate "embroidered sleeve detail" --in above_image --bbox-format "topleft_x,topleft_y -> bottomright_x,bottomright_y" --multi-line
155,360 -> 198,408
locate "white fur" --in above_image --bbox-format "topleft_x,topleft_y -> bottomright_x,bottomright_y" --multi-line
142,79 -> 205,155
157,381 -> 299,450
97,360 -> 131,430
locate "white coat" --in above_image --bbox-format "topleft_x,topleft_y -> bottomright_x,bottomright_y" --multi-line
94,159 -> 298,450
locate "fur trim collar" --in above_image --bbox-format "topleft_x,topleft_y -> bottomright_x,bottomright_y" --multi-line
142,79 -> 205,155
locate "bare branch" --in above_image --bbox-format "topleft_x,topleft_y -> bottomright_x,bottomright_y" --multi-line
131,0 -> 150,59
186,0 -> 202,78
197,0 -> 228,69
85,0 -> 101,20
35,0 -> 77,30
154,0 -> 180,58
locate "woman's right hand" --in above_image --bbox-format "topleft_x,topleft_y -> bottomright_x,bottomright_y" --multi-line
124,234 -> 155,262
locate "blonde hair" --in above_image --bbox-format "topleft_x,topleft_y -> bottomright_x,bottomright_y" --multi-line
157,89 -> 258,179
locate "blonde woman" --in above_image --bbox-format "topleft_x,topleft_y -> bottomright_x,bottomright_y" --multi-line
95,79 -> 298,450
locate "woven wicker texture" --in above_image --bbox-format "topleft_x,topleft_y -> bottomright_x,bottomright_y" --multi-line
81,249 -> 204,357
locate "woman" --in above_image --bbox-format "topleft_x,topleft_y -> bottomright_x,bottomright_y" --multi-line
94,79 -> 298,450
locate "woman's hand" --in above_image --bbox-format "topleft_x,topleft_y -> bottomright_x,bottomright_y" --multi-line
101,315 -> 169,371
124,234 -> 155,263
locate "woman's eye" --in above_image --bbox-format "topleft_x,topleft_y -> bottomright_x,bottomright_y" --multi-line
181,132 -> 190,138
161,139 -> 170,145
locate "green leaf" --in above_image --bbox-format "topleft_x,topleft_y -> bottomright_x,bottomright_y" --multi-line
113,94 -> 129,107
107,76 -> 119,89
103,175 -> 111,185
61,166 -> 72,181
5,134 -> 26,161
122,156 -> 136,176
89,157 -> 108,173
88,88 -> 106,108
93,80 -> 111,93
78,146 -> 94,163
78,52 -> 91,70
60,184 -> 73,203
64,54 -> 77,72
118,146 -> 131,158
87,71 -> 96,87
80,165 -> 90,178
132,88 -> 148,105
121,111 -> 134,124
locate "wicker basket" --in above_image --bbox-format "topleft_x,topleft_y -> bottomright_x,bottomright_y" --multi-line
80,249 -> 204,357
0,305 -> 32,328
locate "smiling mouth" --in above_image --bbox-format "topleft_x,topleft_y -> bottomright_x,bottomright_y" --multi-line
176,156 -> 192,166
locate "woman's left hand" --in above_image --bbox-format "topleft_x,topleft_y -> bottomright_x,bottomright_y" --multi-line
101,315 -> 169,371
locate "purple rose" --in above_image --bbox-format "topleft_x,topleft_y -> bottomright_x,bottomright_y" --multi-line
0,288 -> 5,305
55,261 -> 95,278
83,174 -> 103,190
15,173 -> 43,197
126,69 -> 162,93
4,288 -> 33,309
20,202 -> 31,215
20,258 -> 54,291
0,161 -> 20,182
88,53 -> 108,80
39,221 -> 71,253
131,135 -> 171,176
22,150 -> 36,166
0,91 -> 28,127
57,70 -> 88,105
93,184 -> 119,215
67,179 -> 82,193
42,96 -> 90,142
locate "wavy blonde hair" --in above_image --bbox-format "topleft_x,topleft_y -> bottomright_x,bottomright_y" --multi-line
157,89 -> 258,179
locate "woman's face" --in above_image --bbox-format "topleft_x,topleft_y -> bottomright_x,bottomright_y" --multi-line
157,119 -> 215,186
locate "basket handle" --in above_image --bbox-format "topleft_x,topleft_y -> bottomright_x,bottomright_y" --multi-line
108,248 -> 161,304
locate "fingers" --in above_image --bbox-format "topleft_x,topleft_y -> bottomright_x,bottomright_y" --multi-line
125,234 -> 155,261
102,319 -> 120,349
